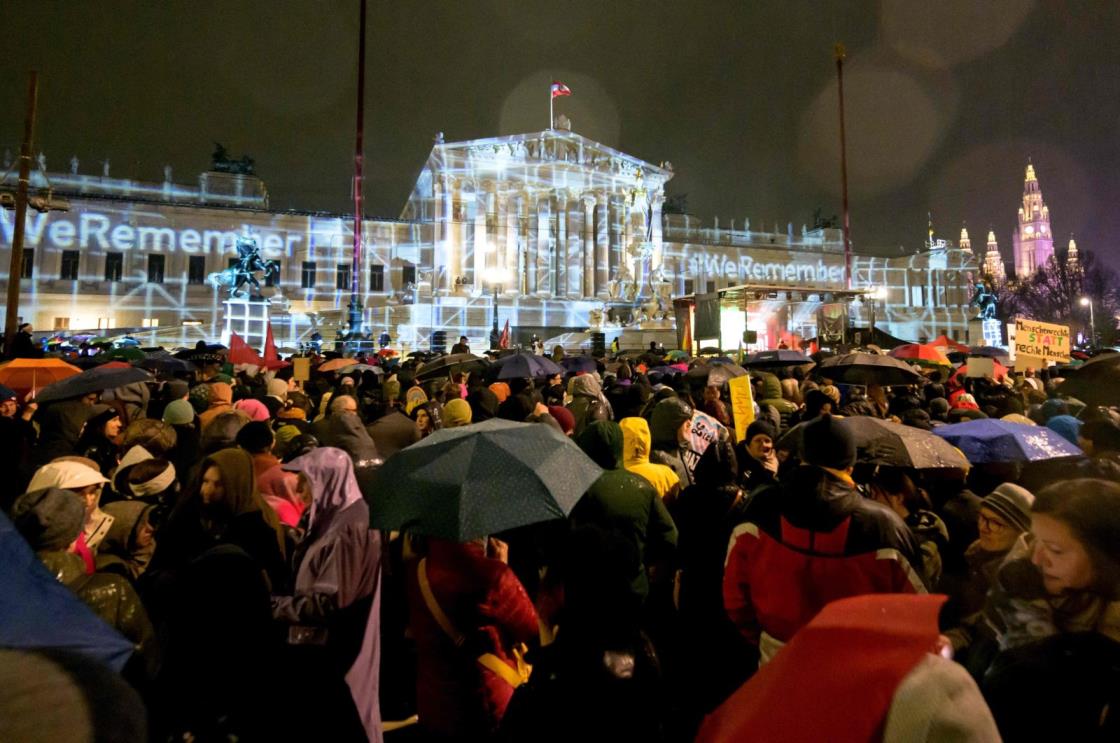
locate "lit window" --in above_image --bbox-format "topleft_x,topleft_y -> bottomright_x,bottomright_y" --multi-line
141,318 -> 160,328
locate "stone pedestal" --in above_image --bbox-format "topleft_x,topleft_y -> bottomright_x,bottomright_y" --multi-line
968,318 -> 1003,348
223,298 -> 270,351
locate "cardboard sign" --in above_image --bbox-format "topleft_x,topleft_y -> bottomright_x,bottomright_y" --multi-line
966,357 -> 995,378
683,411 -> 727,476
1013,318 -> 1070,363
292,357 -> 311,382
728,375 -> 755,443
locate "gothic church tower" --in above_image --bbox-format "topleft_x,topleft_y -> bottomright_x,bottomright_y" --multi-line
1011,161 -> 1054,278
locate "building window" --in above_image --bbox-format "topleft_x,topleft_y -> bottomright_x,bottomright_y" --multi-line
301,261 -> 317,289
141,318 -> 159,328
336,264 -> 352,291
265,261 -> 280,287
684,279 -> 694,295
105,252 -> 123,282
53,317 -> 70,330
148,254 -> 165,284
60,250 -> 80,280
402,264 -> 416,287
20,249 -> 33,279
188,256 -> 206,285
370,264 -> 385,292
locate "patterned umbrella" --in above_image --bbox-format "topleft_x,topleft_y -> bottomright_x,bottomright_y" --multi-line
369,419 -> 602,541
932,419 -> 1082,463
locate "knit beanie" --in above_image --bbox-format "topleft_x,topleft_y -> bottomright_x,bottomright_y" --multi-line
11,488 -> 85,551
274,424 -> 301,451
982,483 -> 1035,533
234,398 -> 270,422
548,405 -> 576,435
1046,415 -> 1082,447
162,399 -> 195,425
235,420 -> 274,453
443,398 -> 473,428
1039,398 -> 1069,422
188,383 -> 212,413
746,419 -> 777,444
801,415 -> 857,470
165,380 -> 189,400
267,378 -> 289,401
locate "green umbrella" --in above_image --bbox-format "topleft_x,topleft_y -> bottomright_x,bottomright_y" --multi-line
104,347 -> 146,362
369,419 -> 602,541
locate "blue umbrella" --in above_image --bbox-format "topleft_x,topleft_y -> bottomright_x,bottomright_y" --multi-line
560,355 -> 598,374
0,511 -> 133,671
932,419 -> 1082,464
494,351 -> 564,380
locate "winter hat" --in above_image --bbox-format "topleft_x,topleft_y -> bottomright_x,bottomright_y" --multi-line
235,420 -> 275,453
746,419 -> 777,444
126,459 -> 177,499
28,460 -> 108,492
0,384 -> 18,402
234,398 -> 270,422
121,419 -> 177,458
803,389 -> 834,418
162,399 -> 195,425
267,379 -> 289,401
1001,413 -> 1036,426
277,403 -> 307,421
164,379 -> 190,400
801,415 -> 856,470
188,383 -> 212,413
548,405 -> 576,435
274,424 -> 302,451
982,483 -> 1035,533
443,398 -> 473,428
1039,398 -> 1069,422
1046,414 -> 1082,446
11,488 -> 85,551
819,385 -> 841,406
488,382 -> 511,403
469,387 -> 500,422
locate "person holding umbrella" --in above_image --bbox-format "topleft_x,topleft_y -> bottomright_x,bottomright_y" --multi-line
866,468 -> 950,589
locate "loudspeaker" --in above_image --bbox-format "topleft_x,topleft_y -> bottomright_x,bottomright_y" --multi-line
590,332 -> 606,357
742,330 -> 758,344
431,330 -> 447,354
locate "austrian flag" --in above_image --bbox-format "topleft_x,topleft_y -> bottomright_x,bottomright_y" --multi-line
551,81 -> 572,98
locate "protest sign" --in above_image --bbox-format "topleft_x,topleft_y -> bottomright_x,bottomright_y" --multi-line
728,375 -> 754,443
1013,318 -> 1070,364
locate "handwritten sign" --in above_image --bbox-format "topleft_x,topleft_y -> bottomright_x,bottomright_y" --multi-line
1013,318 -> 1070,363
683,411 -> 728,476
728,375 -> 755,443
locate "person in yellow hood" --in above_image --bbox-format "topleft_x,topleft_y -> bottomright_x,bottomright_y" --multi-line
620,417 -> 681,503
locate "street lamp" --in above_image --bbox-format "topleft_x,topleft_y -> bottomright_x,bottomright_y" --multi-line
483,267 -> 511,349
1080,296 -> 1096,347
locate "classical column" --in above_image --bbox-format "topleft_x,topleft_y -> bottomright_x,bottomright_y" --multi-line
554,191 -> 566,298
536,194 -> 551,296
608,194 -> 623,282
582,194 -> 595,298
525,193 -> 537,295
433,174 -> 447,292
594,192 -> 609,297
567,192 -> 583,299
473,186 -> 488,291
650,190 -> 665,272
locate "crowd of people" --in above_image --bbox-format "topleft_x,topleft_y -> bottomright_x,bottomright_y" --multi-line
1,339 -> 1119,742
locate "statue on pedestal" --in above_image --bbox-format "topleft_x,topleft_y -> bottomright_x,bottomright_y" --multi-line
207,233 -> 279,300
969,278 -> 997,320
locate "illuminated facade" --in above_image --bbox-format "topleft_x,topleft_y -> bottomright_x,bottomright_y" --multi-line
1,129 -> 979,349
1011,162 -> 1054,278
983,229 -> 1006,282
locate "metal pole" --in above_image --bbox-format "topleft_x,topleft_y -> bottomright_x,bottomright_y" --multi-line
835,43 -> 852,291
1089,298 -> 1096,346
346,0 -> 367,345
3,71 -> 39,359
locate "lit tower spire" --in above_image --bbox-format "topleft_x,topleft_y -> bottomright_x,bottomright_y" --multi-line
984,229 -> 1005,281
1067,234 -> 1079,269
959,224 -> 972,254
1012,159 -> 1054,278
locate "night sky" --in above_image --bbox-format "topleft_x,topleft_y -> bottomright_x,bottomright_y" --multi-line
4,1 -> 1119,264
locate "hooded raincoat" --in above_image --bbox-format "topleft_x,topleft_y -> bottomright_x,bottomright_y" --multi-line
197,382 -> 234,431
619,417 -> 681,501
567,375 -> 611,437
273,447 -> 383,742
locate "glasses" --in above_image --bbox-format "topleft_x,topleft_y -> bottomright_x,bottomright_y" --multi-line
978,513 -> 1011,532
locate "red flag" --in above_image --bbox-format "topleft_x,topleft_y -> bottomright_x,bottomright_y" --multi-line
498,319 -> 510,349
262,322 -> 290,369
228,331 -> 264,366
550,81 -> 571,98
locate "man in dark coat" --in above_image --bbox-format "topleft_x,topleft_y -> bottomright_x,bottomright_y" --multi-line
366,401 -> 421,460
723,415 -> 924,664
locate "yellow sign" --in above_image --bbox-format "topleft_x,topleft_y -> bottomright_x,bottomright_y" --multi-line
728,375 -> 755,443
292,357 -> 311,382
1013,318 -> 1071,363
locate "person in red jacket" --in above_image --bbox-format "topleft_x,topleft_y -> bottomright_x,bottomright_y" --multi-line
723,414 -> 925,665
406,536 -> 539,740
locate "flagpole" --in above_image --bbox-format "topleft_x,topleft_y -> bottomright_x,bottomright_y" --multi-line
549,85 -> 553,130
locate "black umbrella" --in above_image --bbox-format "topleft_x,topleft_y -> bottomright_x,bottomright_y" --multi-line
742,349 -> 814,369
137,356 -> 197,374
815,352 -> 923,386
686,361 -> 748,387
1056,351 -> 1120,406
493,351 -> 564,380
415,352 -> 488,380
777,416 -> 969,469
35,366 -> 153,404
560,355 -> 598,374
368,419 -> 603,541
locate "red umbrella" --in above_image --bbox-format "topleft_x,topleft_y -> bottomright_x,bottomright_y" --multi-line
929,334 -> 969,353
887,343 -> 951,368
